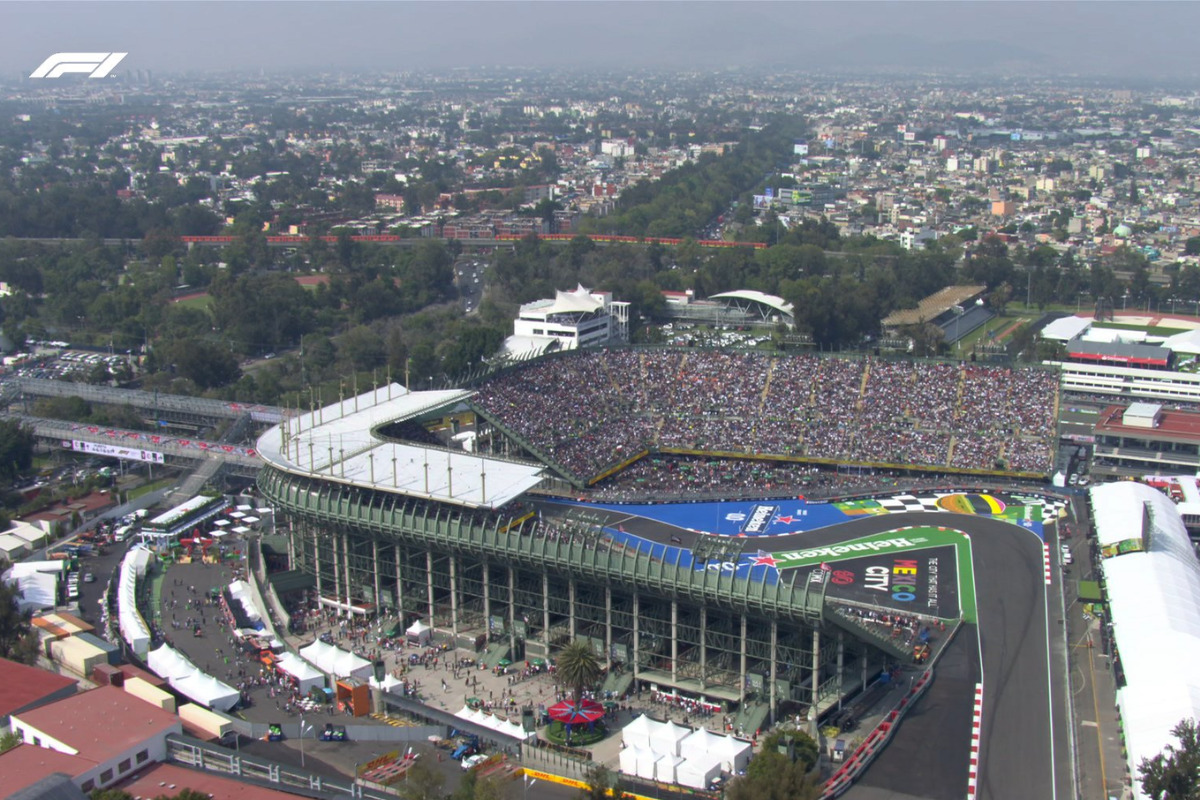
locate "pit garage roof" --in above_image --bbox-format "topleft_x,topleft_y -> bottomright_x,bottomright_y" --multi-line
1089,481 -> 1200,799
256,383 -> 546,510
1067,339 -> 1170,368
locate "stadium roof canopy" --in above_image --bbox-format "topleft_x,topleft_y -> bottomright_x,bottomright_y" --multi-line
256,384 -> 546,510
521,285 -> 606,316
709,290 -> 794,322
881,285 -> 987,328
1089,481 -> 1200,799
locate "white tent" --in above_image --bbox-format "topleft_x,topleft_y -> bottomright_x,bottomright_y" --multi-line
148,644 -> 198,682
276,652 -> 325,694
299,639 -> 372,680
1089,482 -> 1200,799
680,727 -> 723,758
406,619 -> 432,645
676,754 -> 722,790
452,705 -> 534,741
655,752 -> 686,783
621,714 -> 660,751
619,744 -> 650,779
650,720 -> 691,757
11,572 -> 56,612
118,547 -> 153,658
710,735 -> 753,773
370,673 -> 404,693
174,671 -> 240,712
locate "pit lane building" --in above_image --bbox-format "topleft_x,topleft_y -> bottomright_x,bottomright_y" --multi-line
255,383 -> 916,728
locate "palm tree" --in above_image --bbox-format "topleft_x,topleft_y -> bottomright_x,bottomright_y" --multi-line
555,639 -> 602,705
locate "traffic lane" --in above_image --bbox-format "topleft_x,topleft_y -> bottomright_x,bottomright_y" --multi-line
964,523 -> 1054,800
846,627 -> 979,800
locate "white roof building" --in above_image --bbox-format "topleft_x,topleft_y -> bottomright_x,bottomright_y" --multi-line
504,284 -> 630,358
1089,481 -> 1200,799
256,383 -> 546,510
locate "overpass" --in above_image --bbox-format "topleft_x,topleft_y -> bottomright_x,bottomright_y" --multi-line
7,413 -> 262,477
7,378 -> 283,427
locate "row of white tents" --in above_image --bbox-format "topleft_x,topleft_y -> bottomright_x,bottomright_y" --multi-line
454,705 -> 535,741
297,639 -> 374,681
147,643 -> 240,711
619,715 -> 751,790
118,547 -> 154,658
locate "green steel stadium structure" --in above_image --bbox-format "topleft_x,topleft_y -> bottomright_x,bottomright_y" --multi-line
255,349 -> 1060,728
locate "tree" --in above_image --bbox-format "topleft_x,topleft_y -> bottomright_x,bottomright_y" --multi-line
1140,717 -> 1200,799
555,639 -> 602,705
0,729 -> 20,753
579,764 -> 628,800
0,579 -> 37,665
397,756 -> 445,800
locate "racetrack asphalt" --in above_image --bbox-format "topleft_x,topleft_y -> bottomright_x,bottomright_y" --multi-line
535,501 -> 1066,800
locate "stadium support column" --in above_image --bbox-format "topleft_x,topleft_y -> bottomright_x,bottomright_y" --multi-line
811,629 -> 820,725
394,547 -> 403,620
342,533 -> 352,612
769,621 -> 778,726
542,573 -> 551,652
836,632 -> 845,710
371,539 -> 381,616
508,567 -> 517,657
605,587 -> 613,672
700,608 -> 707,687
671,600 -> 678,684
739,614 -> 747,707
482,561 -> 491,644
569,580 -> 576,641
312,525 -> 323,598
450,555 -> 459,641
426,552 -> 435,629
330,530 -> 341,613
632,592 -> 641,686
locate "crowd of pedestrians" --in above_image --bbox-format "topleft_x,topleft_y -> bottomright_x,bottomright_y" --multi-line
472,350 -> 1059,481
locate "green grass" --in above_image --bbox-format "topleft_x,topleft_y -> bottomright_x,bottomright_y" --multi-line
127,477 -> 176,501
173,294 -> 213,310
543,720 -> 607,747
1092,321 -> 1189,336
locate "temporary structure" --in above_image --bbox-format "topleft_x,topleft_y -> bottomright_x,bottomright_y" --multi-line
276,652 -> 325,694
406,619 -> 432,645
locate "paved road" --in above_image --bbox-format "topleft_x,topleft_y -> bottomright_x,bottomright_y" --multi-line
535,500 -> 1067,800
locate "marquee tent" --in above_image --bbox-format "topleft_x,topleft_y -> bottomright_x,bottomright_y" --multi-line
406,619 -> 432,645
148,644 -> 198,682
174,671 -> 240,712
675,755 -> 722,790
655,752 -> 686,783
453,705 -> 534,740
650,720 -> 691,757
276,652 -> 325,694
621,714 -> 659,751
118,547 -> 154,658
299,639 -> 373,680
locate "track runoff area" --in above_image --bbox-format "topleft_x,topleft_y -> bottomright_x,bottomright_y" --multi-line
537,490 -> 1072,800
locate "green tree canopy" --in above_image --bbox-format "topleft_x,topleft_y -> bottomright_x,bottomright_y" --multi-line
555,639 -> 602,705
1140,717 -> 1200,799
0,579 -> 38,664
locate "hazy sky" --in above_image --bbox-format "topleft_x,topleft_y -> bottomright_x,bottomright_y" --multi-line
3,1 -> 1200,81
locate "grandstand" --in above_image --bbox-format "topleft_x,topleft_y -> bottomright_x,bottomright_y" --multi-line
254,348 -> 1061,728
470,349 -> 1060,487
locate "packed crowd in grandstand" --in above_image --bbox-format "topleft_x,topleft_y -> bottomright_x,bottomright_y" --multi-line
471,349 -> 1059,481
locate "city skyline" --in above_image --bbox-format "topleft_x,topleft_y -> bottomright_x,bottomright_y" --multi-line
2,1 -> 1200,81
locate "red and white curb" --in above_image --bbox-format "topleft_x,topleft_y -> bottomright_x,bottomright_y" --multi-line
1042,543 -> 1052,585
968,682 -> 983,799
